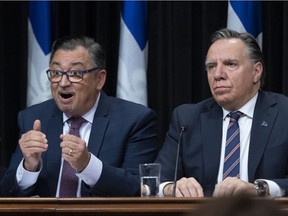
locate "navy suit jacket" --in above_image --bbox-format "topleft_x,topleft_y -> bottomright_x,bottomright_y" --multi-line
0,92 -> 157,197
155,91 -> 288,196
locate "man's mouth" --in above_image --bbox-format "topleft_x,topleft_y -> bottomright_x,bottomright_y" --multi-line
60,93 -> 73,99
214,86 -> 229,94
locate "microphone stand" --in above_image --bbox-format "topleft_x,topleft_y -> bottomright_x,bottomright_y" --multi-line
172,126 -> 185,197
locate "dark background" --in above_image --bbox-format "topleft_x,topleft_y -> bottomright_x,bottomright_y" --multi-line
0,1 -> 288,172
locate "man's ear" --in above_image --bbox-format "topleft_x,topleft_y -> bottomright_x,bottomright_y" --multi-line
253,62 -> 263,83
96,69 -> 107,90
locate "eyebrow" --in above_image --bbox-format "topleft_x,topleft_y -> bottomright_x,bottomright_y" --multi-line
223,59 -> 238,64
205,58 -> 238,64
205,60 -> 216,66
50,61 -> 85,68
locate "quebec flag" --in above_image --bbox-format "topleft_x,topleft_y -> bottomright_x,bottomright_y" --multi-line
27,1 -> 52,107
227,0 -> 262,49
116,0 -> 148,106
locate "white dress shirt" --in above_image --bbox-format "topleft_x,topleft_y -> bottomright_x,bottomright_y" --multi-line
16,93 -> 103,197
159,93 -> 283,197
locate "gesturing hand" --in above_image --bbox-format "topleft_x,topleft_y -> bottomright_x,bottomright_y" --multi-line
60,133 -> 90,172
19,119 -> 48,172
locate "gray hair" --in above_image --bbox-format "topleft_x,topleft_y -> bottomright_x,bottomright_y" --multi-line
49,36 -> 106,69
209,28 -> 265,88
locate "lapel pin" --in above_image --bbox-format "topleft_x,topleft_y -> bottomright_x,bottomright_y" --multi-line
261,121 -> 268,127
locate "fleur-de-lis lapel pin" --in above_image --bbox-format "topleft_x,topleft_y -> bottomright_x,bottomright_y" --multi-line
261,121 -> 268,127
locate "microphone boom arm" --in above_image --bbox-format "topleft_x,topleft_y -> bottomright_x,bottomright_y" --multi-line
172,126 -> 185,197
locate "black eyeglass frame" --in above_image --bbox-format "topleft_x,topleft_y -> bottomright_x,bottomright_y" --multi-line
46,67 -> 101,83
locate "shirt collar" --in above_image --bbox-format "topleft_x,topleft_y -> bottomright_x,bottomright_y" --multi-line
63,92 -> 101,123
222,92 -> 258,120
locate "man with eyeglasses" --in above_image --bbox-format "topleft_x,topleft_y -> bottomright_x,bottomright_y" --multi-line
0,36 -> 157,197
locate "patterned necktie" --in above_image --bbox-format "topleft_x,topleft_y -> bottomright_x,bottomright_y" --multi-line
59,117 -> 86,197
223,111 -> 243,179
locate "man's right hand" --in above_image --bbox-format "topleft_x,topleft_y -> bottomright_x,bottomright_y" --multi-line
164,177 -> 204,197
19,119 -> 48,172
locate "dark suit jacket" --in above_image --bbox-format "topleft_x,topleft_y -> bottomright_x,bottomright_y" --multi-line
0,92 -> 157,197
155,91 -> 288,196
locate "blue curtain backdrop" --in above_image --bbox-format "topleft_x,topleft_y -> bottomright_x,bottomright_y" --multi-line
0,1 -> 288,169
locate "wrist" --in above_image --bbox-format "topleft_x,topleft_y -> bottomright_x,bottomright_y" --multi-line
163,183 -> 174,197
254,180 -> 269,197
23,159 -> 40,172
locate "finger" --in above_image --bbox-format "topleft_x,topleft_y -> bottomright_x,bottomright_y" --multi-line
60,139 -> 78,150
61,147 -> 73,156
213,184 -> 220,197
25,146 -> 48,156
68,148 -> 74,156
187,178 -> 204,197
179,179 -> 203,197
176,179 -> 194,197
175,187 -> 185,197
213,179 -> 236,197
213,181 -> 227,197
61,134 -> 81,142
33,119 -> 41,131
64,147 -> 73,156
60,135 -> 86,151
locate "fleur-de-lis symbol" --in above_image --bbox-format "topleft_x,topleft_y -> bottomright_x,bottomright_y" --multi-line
261,121 -> 268,127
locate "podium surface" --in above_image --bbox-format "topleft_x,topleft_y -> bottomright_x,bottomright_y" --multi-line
0,197 -> 288,216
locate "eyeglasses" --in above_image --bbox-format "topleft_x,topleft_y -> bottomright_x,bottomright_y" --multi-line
46,67 -> 101,83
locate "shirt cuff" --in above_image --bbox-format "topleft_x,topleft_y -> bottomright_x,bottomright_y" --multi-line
261,179 -> 285,197
158,181 -> 173,197
16,158 -> 42,190
76,153 -> 102,187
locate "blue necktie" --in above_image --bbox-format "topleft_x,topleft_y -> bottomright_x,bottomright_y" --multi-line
59,117 -> 86,197
223,111 -> 243,179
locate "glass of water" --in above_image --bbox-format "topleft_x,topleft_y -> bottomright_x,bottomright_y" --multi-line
139,163 -> 161,197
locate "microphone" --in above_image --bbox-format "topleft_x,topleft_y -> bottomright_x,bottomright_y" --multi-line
172,126 -> 185,197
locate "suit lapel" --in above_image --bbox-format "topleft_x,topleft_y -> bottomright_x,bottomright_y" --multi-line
248,91 -> 278,181
201,103 -> 223,185
87,117 -> 109,157
87,92 -> 109,157
45,108 -> 63,196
